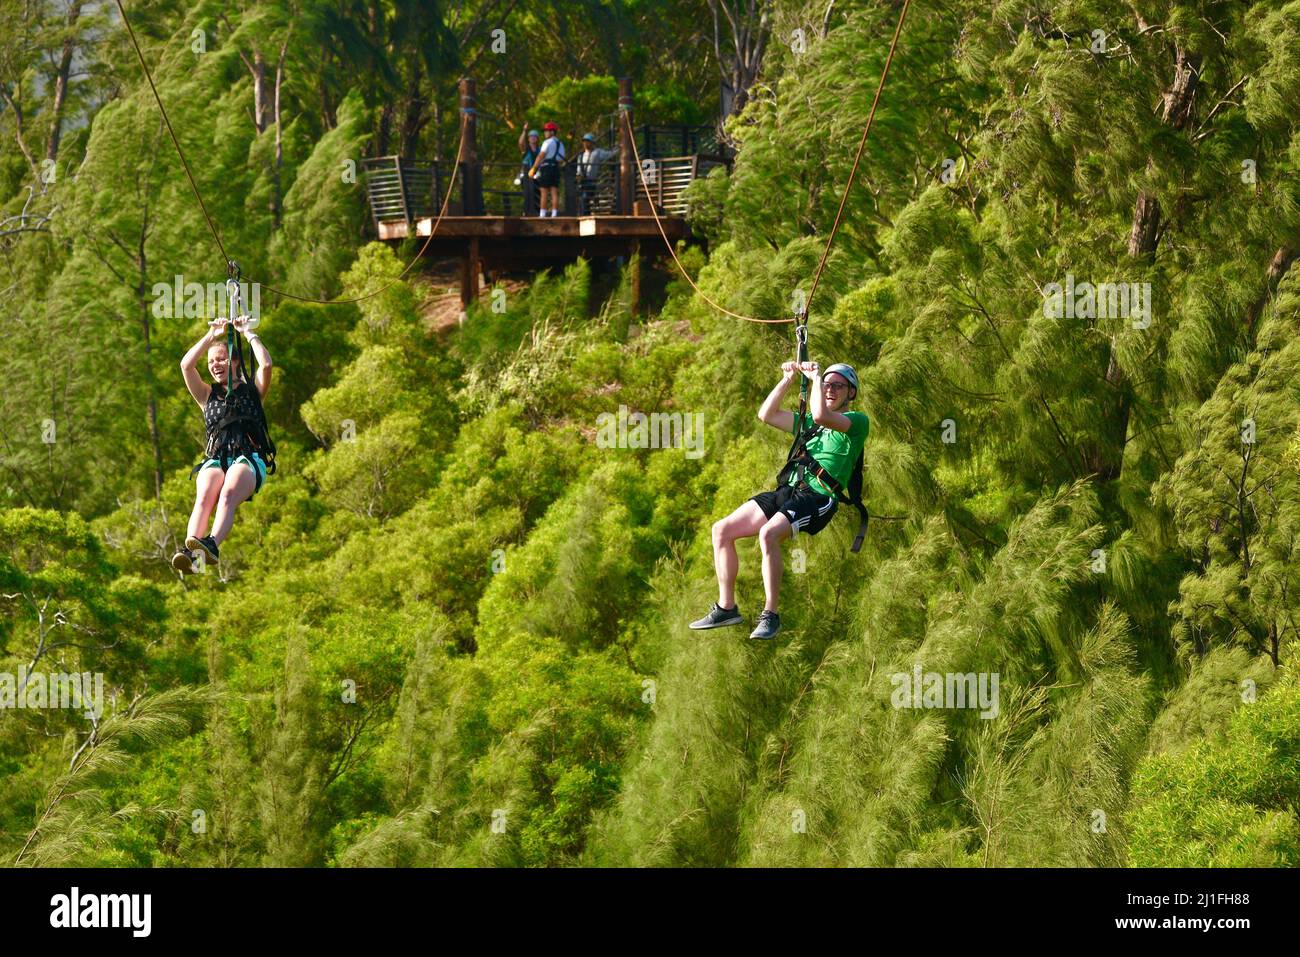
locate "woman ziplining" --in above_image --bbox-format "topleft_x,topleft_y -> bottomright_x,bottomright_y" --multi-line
171,275 -> 276,574
109,0 -> 466,576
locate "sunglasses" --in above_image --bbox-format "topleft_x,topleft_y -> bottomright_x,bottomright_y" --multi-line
824,382 -> 850,393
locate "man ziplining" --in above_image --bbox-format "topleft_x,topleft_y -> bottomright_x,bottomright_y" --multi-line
690,360 -> 868,640
622,0 -> 908,636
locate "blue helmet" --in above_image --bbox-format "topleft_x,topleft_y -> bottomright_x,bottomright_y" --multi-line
824,362 -> 859,398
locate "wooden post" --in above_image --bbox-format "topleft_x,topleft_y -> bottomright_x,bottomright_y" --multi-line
461,236 -> 480,314
618,77 -> 633,215
460,77 -> 481,215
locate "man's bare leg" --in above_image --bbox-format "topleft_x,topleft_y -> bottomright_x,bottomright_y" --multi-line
758,513 -> 793,613
711,501 -> 768,608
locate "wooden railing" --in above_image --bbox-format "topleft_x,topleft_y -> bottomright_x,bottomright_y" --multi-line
634,155 -> 723,215
363,145 -> 720,230
360,157 -> 447,231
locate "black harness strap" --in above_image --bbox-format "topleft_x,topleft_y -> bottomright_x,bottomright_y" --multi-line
777,310 -> 876,550
190,272 -> 278,481
777,424 -> 870,553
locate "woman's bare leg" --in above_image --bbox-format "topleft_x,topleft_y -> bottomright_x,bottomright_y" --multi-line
187,469 -> 224,541
208,463 -> 257,545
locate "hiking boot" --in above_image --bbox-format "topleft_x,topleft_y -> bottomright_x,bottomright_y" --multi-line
187,535 -> 220,563
171,549 -> 197,574
688,603 -> 744,630
749,611 -> 781,641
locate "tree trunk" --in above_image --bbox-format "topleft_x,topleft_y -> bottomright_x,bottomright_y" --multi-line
399,61 -> 426,158
271,41 -> 288,228
0,86 -> 42,183
1084,40 -> 1201,481
710,0 -> 772,122
1245,246 -> 1297,338
45,2 -> 85,164
433,99 -> 444,165
319,46 -> 336,130
137,224 -> 163,501
376,102 -> 394,157
252,50 -> 269,133
1128,183 -> 1161,257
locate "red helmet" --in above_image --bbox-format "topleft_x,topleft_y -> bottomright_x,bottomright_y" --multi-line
543,121 -> 558,131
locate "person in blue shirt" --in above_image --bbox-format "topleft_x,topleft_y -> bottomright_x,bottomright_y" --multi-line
690,361 -> 868,640
575,133 -> 616,214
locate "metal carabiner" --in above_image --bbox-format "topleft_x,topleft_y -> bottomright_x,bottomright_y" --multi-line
225,277 -> 243,325
794,321 -> 809,367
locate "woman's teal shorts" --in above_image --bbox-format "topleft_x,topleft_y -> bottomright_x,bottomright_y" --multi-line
199,452 -> 267,495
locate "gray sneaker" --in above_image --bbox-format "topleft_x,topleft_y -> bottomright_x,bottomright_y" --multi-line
187,535 -> 220,563
171,549 -> 197,574
749,611 -> 781,641
689,603 -> 744,630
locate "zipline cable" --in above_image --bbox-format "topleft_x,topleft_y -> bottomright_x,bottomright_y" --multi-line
111,0 -> 464,307
803,0 -> 910,318
623,111 -> 791,325
625,0 -> 911,327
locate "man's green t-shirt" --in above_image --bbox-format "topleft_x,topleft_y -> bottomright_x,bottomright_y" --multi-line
788,411 -> 870,497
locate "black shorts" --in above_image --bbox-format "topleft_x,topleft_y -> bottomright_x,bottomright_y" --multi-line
536,162 -> 560,188
751,483 -> 838,537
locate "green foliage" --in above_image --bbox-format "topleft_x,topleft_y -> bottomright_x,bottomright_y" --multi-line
12,687 -> 210,867
1156,296 -> 1300,664
1127,666 -> 1300,867
298,245 -> 460,518
269,90 -> 373,299
256,628 -> 327,867
681,166 -> 729,246
527,76 -> 620,137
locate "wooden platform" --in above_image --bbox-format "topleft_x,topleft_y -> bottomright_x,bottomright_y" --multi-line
380,215 -> 686,242
382,214 -> 689,284
363,78 -> 714,313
